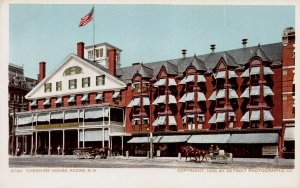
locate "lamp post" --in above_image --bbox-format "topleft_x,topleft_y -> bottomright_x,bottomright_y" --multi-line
147,127 -> 153,159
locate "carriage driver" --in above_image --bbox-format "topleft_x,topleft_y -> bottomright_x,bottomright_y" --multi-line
214,145 -> 220,156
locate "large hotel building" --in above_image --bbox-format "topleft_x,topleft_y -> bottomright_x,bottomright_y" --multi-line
13,27 -> 295,158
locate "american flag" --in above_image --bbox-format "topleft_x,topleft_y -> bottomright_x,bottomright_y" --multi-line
79,7 -> 94,27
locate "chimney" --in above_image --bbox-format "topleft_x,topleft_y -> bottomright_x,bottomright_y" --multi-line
39,61 -> 46,82
242,39 -> 248,48
210,44 -> 216,53
77,42 -> 85,58
181,49 -> 187,58
108,48 -> 117,76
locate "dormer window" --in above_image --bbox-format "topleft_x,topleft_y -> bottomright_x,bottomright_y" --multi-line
95,48 -> 104,58
88,50 -> 94,59
44,83 -> 52,93
132,83 -> 141,93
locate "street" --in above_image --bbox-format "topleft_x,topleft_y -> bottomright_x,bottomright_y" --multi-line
9,155 -> 294,169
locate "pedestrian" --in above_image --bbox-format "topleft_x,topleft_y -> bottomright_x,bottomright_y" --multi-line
57,145 -> 61,155
209,145 -> 214,156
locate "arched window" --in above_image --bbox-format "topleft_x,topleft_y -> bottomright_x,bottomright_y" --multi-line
64,66 -> 82,76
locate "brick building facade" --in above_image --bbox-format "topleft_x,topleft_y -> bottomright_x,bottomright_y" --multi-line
13,27 -> 295,158
9,63 -> 37,155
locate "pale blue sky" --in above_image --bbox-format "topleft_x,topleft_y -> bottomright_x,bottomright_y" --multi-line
9,4 -> 295,79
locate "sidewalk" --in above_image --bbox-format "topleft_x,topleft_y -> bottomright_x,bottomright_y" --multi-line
10,154 -> 295,164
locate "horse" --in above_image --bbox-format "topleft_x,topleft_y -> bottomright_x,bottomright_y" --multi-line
94,147 -> 111,159
180,145 -> 208,163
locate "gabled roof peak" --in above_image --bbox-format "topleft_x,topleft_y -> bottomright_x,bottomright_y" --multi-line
254,44 -> 270,62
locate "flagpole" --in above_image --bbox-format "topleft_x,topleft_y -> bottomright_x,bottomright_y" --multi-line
93,5 -> 95,62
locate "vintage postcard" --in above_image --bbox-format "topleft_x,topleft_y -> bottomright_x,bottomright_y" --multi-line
1,0 -> 298,187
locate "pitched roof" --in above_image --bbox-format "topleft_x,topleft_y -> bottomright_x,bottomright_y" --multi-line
187,55 -> 207,71
117,42 -> 282,82
137,64 -> 153,78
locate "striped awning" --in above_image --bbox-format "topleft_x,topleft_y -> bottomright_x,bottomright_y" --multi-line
85,108 -> 103,119
179,75 -> 206,84
152,95 -> 177,105
158,135 -> 191,143
228,133 -> 278,144
187,134 -> 230,144
208,114 -> 217,124
154,78 -> 177,87
208,91 -> 217,101
250,67 -> 260,75
284,127 -> 295,141
50,112 -> 63,120
112,91 -> 120,99
127,97 -> 150,107
81,94 -> 89,101
216,89 -> 225,99
216,112 -> 225,123
37,113 -> 50,122
30,100 -> 37,107
241,111 -> 250,122
17,115 -> 32,126
242,110 -> 274,122
242,67 -> 274,77
241,68 -> 249,78
55,97 -> 62,104
215,71 -> 225,79
127,136 -> 158,144
67,96 -> 75,103
179,92 -> 206,102
43,99 -> 50,105
95,93 -> 103,100
65,110 -> 78,120
79,130 -> 109,142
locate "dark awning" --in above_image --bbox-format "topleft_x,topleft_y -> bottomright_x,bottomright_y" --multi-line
228,133 -> 278,144
187,134 -> 230,144
127,136 -> 156,144
158,135 -> 191,143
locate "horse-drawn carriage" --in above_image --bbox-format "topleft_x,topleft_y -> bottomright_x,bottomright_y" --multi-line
207,149 -> 230,164
73,147 -> 109,159
181,146 -> 230,164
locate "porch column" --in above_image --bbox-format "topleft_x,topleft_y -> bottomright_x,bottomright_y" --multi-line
102,129 -> 105,148
24,135 -> 27,154
121,136 -> 124,156
15,136 -> 18,154
35,132 -> 38,155
31,134 -> 33,156
62,130 -> 65,155
48,131 -> 51,155
83,129 -> 85,148
77,129 -> 80,148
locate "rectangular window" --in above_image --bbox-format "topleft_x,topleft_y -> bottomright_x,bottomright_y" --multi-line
100,48 -> 104,57
82,77 -> 90,88
69,79 -> 77,89
95,49 -> 100,58
44,83 -> 52,93
96,75 -> 105,86
56,81 -> 62,91
88,50 -> 94,59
